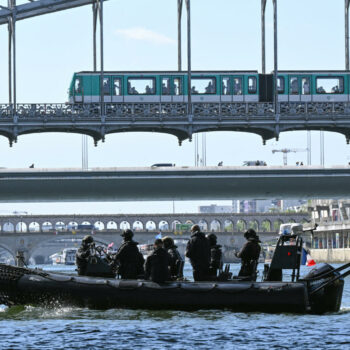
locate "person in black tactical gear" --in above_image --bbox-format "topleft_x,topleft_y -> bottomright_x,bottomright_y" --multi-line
162,236 -> 184,279
236,228 -> 261,281
144,239 -> 170,283
76,235 -> 94,276
113,229 -> 144,279
206,233 -> 223,279
185,224 -> 210,281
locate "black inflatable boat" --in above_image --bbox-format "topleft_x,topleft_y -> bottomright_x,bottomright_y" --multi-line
0,261 -> 347,314
0,228 -> 348,314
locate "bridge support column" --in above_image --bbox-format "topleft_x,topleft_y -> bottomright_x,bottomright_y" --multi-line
15,250 -> 27,267
7,0 -> 16,117
185,0 -> 192,118
346,0 -> 350,70
177,0 -> 183,71
261,0 -> 267,74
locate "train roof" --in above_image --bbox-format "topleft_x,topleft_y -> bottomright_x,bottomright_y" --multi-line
75,70 -> 259,75
271,70 -> 350,73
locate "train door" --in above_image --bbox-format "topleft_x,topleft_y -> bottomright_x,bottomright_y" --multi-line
233,76 -> 244,102
111,76 -> 123,103
172,76 -> 184,102
289,76 -> 300,102
102,76 -> 112,103
73,76 -> 83,103
161,76 -> 172,103
220,76 -> 232,102
300,76 -> 311,102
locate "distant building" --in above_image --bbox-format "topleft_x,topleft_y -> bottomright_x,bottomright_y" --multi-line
198,204 -> 233,214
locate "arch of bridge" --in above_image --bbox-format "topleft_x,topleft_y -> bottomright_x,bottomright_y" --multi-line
0,213 -> 310,234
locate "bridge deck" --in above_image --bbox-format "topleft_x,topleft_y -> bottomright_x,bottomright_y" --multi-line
1,102 -> 350,145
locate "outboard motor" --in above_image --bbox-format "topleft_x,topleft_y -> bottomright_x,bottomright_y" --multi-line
302,263 -> 345,314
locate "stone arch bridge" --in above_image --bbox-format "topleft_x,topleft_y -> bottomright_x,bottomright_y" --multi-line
0,212 -> 309,263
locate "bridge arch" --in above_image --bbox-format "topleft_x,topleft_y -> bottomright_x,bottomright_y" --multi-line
133,221 -> 143,231
29,222 -> 40,232
94,221 -> 105,231
55,221 -> 66,231
120,221 -> 130,230
210,219 -> 221,232
248,220 -> 259,231
236,219 -> 247,232
261,219 -> 272,232
273,219 -> 284,231
16,222 -> 27,233
158,220 -> 169,231
106,221 -> 118,230
146,221 -> 156,231
3,222 -> 14,232
198,219 -> 208,232
224,219 -> 234,232
171,220 -> 181,231
42,221 -> 53,232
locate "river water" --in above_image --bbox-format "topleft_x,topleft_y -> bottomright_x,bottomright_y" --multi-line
0,264 -> 349,349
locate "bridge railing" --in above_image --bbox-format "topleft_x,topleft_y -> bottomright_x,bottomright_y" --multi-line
1,102 -> 350,119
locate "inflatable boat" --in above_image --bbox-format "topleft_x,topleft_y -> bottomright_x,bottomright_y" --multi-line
0,261 -> 347,314
0,225 -> 348,314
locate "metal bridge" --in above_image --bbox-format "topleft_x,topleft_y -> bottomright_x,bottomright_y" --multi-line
1,102 -> 350,146
2,1 -> 350,145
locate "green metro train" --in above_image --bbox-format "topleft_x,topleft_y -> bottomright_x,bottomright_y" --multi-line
68,70 -> 349,104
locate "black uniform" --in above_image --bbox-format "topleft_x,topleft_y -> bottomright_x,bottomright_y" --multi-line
208,244 -> 223,278
237,237 -> 261,279
167,245 -> 183,278
144,247 -> 170,283
186,231 -> 210,281
76,245 -> 91,276
114,240 -> 144,279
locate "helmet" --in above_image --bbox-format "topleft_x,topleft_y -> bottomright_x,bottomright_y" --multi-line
82,235 -> 94,244
162,236 -> 174,249
244,228 -> 258,240
191,224 -> 200,233
206,233 -> 217,246
121,229 -> 134,240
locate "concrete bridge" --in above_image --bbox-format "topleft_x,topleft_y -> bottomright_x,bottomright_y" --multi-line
0,212 -> 309,263
0,166 -> 349,202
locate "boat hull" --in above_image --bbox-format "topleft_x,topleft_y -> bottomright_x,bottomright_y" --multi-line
0,264 -> 310,313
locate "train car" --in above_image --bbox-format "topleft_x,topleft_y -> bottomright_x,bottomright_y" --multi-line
274,71 -> 349,103
68,70 -> 350,104
68,71 -> 260,104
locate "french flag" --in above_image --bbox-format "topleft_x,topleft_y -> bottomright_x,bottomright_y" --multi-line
302,248 -> 316,266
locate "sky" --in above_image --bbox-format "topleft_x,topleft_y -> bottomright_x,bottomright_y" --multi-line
0,0 -> 348,214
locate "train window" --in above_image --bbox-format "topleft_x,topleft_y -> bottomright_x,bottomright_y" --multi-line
233,78 -> 242,95
113,78 -> 121,96
302,78 -> 310,95
191,78 -> 216,94
103,78 -> 110,96
222,77 -> 230,95
277,77 -> 284,93
248,77 -> 257,94
74,78 -> 82,94
316,77 -> 344,94
127,78 -> 155,95
290,77 -> 299,95
173,77 -> 183,95
162,78 -> 171,95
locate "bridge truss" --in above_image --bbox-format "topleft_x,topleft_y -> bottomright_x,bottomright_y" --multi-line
0,101 -> 350,145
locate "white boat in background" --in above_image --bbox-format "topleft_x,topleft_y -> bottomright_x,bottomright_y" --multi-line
50,248 -> 77,265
